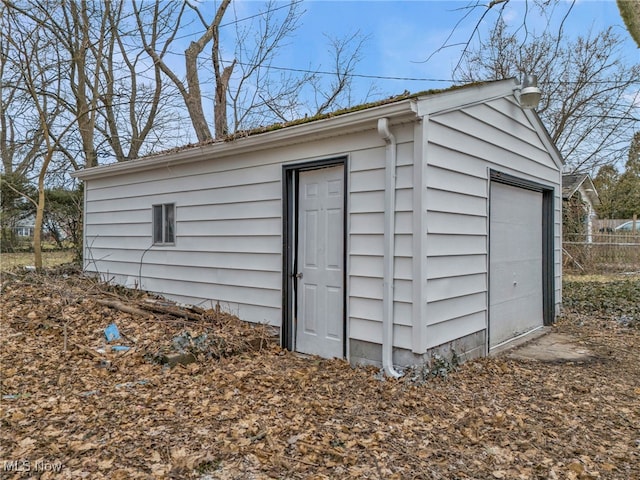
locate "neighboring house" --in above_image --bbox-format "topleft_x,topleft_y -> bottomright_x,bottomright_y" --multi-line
9,214 -> 64,241
562,174 -> 599,243
13,214 -> 35,238
73,79 -> 563,372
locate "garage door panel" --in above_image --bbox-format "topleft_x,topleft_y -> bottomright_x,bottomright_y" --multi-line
489,182 -> 543,348
490,259 -> 541,304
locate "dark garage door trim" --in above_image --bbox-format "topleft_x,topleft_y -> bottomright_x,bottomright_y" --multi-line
489,170 -> 555,328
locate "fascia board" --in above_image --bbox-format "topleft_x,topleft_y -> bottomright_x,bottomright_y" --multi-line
415,79 -> 518,117
72,99 -> 417,181
523,109 -> 565,169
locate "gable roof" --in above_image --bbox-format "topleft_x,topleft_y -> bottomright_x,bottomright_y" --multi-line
562,173 -> 600,205
73,79 -> 560,180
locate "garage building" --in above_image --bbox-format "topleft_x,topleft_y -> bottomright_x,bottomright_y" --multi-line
74,79 -> 563,373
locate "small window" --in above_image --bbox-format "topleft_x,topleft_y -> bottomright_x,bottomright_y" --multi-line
152,203 -> 175,244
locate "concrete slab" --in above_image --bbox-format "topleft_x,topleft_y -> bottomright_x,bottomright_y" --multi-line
489,326 -> 550,357
502,331 -> 596,363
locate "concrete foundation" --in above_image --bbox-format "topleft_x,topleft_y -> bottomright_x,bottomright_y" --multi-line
349,330 -> 487,369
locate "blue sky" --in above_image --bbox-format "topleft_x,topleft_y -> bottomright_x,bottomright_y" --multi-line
175,1 -> 639,105
285,0 -> 639,99
167,0 -> 638,140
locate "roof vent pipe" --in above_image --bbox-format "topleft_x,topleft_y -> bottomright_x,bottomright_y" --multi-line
377,117 -> 402,379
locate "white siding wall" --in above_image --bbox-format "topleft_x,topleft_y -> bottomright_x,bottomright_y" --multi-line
84,158 -> 284,325
83,127 -> 416,339
347,125 -> 415,351
422,97 -> 562,350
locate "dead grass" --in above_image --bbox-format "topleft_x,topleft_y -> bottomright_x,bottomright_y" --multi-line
0,250 -> 75,271
563,272 -> 640,283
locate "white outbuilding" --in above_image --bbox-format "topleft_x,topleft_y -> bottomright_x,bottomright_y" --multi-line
73,79 -> 563,372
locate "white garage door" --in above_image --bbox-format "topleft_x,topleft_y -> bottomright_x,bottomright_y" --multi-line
489,182 -> 544,349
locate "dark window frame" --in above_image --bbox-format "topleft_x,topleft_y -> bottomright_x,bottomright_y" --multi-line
152,203 -> 176,245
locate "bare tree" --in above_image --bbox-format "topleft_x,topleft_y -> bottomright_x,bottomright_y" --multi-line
134,0 -> 368,140
6,0 -> 368,176
226,0 -> 306,130
6,0 -> 108,169
133,0 -> 216,142
3,7 -> 73,270
0,5 -> 44,177
52,0 -> 183,165
134,0 -> 302,140
3,0 -> 184,265
457,19 -> 640,173
210,0 -> 236,137
98,0 -> 185,161
310,31 -> 370,116
229,28 -> 370,129
6,0 -> 183,168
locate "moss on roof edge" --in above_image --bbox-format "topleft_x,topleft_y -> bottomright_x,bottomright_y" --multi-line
133,81 -> 494,160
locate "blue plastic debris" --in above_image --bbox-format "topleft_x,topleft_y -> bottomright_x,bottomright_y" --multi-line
80,390 -> 100,397
111,345 -> 130,352
104,323 -> 121,342
1,393 -> 31,400
115,379 -> 149,389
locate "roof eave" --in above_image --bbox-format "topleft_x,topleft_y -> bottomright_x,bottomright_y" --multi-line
72,99 -> 418,181
581,176 -> 600,205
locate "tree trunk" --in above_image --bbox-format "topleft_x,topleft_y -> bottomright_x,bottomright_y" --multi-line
33,151 -> 52,272
618,0 -> 640,48
214,62 -> 235,137
184,44 -> 214,142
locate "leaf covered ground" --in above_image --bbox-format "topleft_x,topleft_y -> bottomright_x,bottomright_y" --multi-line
1,269 -> 639,479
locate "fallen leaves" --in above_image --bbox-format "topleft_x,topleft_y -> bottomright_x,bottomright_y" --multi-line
1,271 -> 639,479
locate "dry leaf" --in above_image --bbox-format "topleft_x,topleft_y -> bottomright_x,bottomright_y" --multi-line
1,271 -> 639,479
97,458 -> 114,470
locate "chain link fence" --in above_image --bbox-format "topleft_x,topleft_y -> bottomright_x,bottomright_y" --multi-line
563,231 -> 640,274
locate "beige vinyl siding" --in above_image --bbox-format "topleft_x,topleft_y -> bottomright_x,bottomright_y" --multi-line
85,163 -> 279,201
86,181 -> 281,210
349,318 -> 413,351
554,202 -> 562,314
426,255 -> 487,279
348,256 -> 412,280
422,96 -> 562,350
426,311 -> 486,348
426,273 -> 487,303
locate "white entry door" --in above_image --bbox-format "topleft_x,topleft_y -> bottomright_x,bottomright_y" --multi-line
489,182 -> 544,349
295,165 -> 344,358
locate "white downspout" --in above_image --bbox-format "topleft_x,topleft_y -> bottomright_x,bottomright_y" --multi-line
378,118 -> 402,378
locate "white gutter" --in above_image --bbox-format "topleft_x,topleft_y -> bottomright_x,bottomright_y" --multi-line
378,117 -> 402,378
